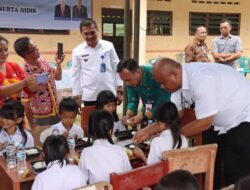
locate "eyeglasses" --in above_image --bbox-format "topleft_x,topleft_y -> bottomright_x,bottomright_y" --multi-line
83,30 -> 96,36
181,92 -> 195,109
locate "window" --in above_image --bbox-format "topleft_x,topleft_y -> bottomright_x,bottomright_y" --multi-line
102,8 -> 126,37
0,28 -> 69,35
147,11 -> 172,36
190,12 -> 240,35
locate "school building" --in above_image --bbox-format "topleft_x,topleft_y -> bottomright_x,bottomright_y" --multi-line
1,0 -> 249,67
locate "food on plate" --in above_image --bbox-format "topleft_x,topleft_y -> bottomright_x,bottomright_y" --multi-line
25,148 -> 39,155
126,148 -> 133,157
21,169 -> 31,178
33,161 -> 46,170
129,144 -> 136,149
131,131 -> 136,136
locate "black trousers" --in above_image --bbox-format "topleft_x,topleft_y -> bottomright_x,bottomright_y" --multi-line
83,101 -> 96,106
203,122 -> 250,189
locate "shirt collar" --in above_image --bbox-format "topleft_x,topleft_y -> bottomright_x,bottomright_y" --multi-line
82,39 -> 101,49
93,139 -> 112,146
47,160 -> 67,169
193,38 -> 206,46
219,34 -> 232,39
160,129 -> 171,137
181,64 -> 189,90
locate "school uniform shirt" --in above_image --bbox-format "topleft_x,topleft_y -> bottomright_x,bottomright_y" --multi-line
32,160 -> 87,190
71,39 -> 123,101
0,127 -> 34,155
147,129 -> 188,165
40,122 -> 84,144
171,62 -> 250,134
79,139 -> 132,184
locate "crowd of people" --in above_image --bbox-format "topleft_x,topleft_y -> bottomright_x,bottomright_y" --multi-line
0,17 -> 249,190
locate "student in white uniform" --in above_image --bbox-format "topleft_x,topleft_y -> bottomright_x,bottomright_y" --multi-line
79,110 -> 132,184
96,90 -> 126,132
40,97 -> 84,143
32,135 -> 86,190
0,100 -> 34,155
133,102 -> 188,164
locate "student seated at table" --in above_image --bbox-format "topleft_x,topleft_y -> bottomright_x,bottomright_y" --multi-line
32,135 -> 86,190
79,110 -> 132,184
0,100 -> 34,155
133,102 -> 188,164
40,97 -> 84,143
156,169 -> 199,190
96,90 -> 126,132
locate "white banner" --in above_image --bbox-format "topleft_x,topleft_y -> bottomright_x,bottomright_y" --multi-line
0,0 -> 92,30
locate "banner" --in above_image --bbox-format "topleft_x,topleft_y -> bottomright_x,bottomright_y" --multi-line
0,0 -> 92,30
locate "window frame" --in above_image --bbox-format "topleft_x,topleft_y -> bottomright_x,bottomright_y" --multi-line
147,10 -> 173,36
189,12 -> 241,36
0,28 -> 69,35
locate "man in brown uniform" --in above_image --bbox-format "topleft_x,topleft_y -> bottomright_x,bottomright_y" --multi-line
185,26 -> 211,63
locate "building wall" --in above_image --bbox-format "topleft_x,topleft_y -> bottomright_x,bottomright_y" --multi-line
2,0 -> 250,66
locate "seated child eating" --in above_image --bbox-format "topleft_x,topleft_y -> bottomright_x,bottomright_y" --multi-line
79,110 -> 132,184
32,135 -> 86,190
0,100 -> 34,155
133,102 -> 188,164
40,97 -> 84,143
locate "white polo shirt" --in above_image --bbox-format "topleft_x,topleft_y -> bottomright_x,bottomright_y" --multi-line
71,39 -> 123,101
40,122 -> 84,144
79,139 -> 132,184
32,160 -> 86,190
171,62 -> 250,134
147,129 -> 188,165
0,127 -> 34,155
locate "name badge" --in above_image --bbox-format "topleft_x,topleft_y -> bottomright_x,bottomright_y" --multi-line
100,55 -> 106,73
100,63 -> 106,73
146,103 -> 152,112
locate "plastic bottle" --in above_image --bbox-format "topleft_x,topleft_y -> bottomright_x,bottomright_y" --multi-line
52,125 -> 59,135
6,140 -> 16,169
16,143 -> 27,174
67,134 -> 75,162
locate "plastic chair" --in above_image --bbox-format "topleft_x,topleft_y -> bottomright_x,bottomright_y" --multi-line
67,60 -> 72,68
236,56 -> 250,76
110,159 -> 169,190
81,106 -> 96,137
162,144 -> 218,190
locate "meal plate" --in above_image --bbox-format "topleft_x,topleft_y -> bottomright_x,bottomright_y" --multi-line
31,160 -> 46,173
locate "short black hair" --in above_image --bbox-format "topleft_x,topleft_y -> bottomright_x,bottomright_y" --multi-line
88,110 -> 114,144
14,36 -> 30,58
96,90 -> 119,122
156,169 -> 199,190
43,135 -> 69,167
220,18 -> 232,26
59,97 -> 79,114
0,36 -> 8,45
117,58 -> 140,73
79,18 -> 97,33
